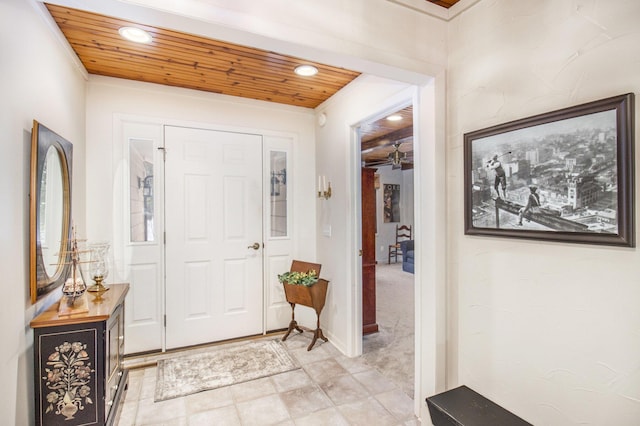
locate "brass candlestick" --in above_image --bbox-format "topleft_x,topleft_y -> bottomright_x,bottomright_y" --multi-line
87,275 -> 109,293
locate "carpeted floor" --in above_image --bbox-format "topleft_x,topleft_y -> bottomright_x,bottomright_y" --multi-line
362,262 -> 415,398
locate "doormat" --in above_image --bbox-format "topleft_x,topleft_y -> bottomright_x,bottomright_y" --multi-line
154,339 -> 299,401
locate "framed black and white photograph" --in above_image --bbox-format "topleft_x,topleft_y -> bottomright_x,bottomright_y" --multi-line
464,93 -> 635,247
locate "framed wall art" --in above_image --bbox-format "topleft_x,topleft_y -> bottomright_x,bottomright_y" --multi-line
383,184 -> 401,223
464,93 -> 635,247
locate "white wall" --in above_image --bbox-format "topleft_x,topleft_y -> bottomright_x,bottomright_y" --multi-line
85,74 -> 317,258
403,169 -> 415,233
0,0 -> 86,423
317,75 -> 447,421
107,0 -> 447,81
375,166 -> 415,263
84,77 -> 320,339
87,76 -> 315,248
447,1 -> 640,424
314,76 -> 415,350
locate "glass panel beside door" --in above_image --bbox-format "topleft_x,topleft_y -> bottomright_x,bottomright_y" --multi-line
270,150 -> 287,237
129,138 -> 155,242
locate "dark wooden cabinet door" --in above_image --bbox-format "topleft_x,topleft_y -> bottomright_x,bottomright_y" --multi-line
31,284 -> 129,426
361,168 -> 378,334
34,325 -> 104,425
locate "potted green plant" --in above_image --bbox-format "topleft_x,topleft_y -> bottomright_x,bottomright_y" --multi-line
277,270 -> 319,287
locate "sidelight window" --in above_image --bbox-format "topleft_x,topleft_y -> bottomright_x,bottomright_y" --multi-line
269,151 -> 288,237
129,138 -> 155,242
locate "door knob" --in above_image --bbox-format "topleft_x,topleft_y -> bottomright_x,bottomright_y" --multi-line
248,242 -> 260,250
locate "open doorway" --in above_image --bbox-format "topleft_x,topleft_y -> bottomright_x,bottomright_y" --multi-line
359,103 -> 416,398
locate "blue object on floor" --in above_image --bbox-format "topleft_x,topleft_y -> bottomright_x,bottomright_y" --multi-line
400,240 -> 414,273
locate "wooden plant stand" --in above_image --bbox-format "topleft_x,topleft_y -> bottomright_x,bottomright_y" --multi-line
281,260 -> 329,351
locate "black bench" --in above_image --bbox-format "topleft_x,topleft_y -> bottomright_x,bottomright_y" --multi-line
426,385 -> 532,426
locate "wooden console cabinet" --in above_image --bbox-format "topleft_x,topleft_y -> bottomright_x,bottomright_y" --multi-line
30,284 -> 129,426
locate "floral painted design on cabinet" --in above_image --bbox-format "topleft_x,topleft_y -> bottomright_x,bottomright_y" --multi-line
42,341 -> 95,420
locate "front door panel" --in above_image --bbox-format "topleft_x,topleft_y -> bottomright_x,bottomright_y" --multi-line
164,126 -> 263,349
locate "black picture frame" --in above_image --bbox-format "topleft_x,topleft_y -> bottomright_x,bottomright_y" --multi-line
464,93 -> 634,247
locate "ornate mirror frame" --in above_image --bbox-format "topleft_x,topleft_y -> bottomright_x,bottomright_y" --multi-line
30,120 -> 73,303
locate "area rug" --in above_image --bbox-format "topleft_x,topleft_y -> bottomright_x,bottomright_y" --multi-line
154,339 -> 299,401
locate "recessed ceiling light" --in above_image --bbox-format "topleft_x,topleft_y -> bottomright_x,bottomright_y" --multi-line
118,26 -> 153,44
294,65 -> 318,77
386,114 -> 402,121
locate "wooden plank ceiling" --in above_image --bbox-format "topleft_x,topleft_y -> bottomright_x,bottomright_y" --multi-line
43,3 -> 435,168
360,106 -> 413,170
45,3 -> 361,109
425,0 -> 460,8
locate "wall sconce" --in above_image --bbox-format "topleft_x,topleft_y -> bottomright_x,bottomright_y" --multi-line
318,175 -> 332,200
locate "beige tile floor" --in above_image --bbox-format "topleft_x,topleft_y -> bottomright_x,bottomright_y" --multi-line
116,333 -> 420,425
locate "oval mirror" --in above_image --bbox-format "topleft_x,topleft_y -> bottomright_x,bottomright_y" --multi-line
40,145 -> 65,277
30,121 -> 73,303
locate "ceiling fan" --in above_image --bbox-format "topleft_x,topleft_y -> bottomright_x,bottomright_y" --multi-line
388,142 -> 408,170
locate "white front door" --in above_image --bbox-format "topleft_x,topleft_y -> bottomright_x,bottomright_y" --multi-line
164,126 -> 263,349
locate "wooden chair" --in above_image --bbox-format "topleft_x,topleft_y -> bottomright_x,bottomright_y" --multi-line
388,224 -> 412,264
